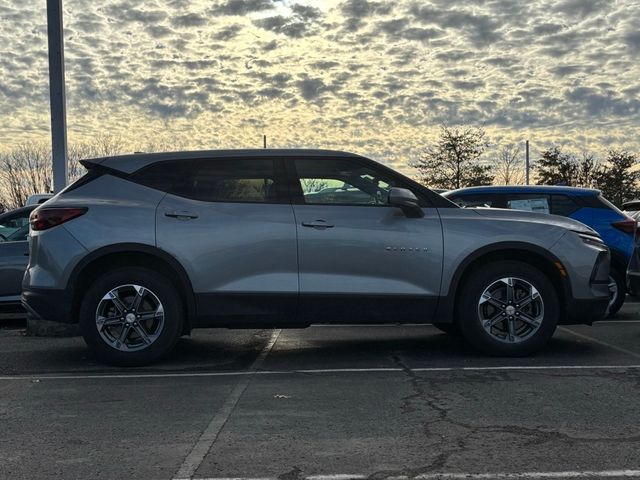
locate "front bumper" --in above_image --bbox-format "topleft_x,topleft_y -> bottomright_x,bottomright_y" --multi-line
21,287 -> 74,324
563,296 -> 609,325
558,241 -> 610,325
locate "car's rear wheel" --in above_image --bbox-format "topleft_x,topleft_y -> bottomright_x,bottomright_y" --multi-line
458,261 -> 559,356
606,268 -> 625,318
79,267 -> 184,366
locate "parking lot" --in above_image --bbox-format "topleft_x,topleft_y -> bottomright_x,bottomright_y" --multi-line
1,301 -> 640,480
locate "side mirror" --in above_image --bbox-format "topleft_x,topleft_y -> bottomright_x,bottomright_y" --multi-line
388,187 -> 424,218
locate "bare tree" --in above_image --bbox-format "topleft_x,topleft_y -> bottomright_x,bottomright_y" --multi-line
412,125 -> 493,189
0,135 -> 132,209
494,144 -> 524,185
0,142 -> 52,208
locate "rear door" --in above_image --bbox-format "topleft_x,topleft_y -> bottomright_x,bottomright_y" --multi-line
287,156 -> 444,323
145,157 -> 299,325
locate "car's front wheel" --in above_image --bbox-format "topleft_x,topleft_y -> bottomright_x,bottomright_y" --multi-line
458,261 -> 559,356
79,267 -> 184,366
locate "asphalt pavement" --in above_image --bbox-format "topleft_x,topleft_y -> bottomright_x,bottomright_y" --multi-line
1,302 -> 640,480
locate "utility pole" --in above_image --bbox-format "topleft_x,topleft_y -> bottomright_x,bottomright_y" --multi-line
47,0 -> 68,193
263,135 -> 267,149
525,140 -> 530,185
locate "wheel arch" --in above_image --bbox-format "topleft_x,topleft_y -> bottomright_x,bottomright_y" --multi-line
437,242 -> 571,323
68,243 -> 196,333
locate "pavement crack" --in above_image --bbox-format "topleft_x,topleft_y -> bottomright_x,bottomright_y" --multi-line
278,466 -> 304,480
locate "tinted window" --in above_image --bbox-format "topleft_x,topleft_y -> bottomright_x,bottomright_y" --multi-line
596,195 -> 626,215
293,158 -> 424,206
0,210 -> 31,242
447,195 -> 499,208
504,194 -> 551,214
131,158 -> 284,203
551,195 -> 580,217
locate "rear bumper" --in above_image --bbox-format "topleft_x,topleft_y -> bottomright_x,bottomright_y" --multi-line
21,287 -> 74,323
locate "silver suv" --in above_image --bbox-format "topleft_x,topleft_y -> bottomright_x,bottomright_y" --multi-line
22,150 -> 610,365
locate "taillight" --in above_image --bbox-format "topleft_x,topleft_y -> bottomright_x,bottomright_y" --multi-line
30,207 -> 88,231
611,217 -> 637,234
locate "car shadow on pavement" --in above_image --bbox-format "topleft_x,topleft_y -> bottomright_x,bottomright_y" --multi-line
0,326 -> 626,375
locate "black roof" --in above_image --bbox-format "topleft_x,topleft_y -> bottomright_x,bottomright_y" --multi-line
81,149 -> 365,174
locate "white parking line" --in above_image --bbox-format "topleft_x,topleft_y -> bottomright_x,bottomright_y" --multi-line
560,327 -> 640,360
594,320 -> 640,324
174,329 -> 281,480
182,469 -> 640,480
2,364 -> 640,382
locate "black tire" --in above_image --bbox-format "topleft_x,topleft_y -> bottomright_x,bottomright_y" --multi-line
79,267 -> 184,366
432,322 -> 462,336
457,261 -> 559,357
606,268 -> 626,318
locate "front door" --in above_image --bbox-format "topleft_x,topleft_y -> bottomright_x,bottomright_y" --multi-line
288,157 -> 444,324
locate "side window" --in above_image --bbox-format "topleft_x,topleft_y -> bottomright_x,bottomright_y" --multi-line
294,158 -> 422,206
0,211 -> 31,242
551,195 -> 580,217
448,195 -> 497,208
131,158 -> 284,203
505,195 -> 551,214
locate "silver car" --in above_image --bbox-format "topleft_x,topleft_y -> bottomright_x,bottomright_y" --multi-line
0,205 -> 35,312
22,150 -> 610,366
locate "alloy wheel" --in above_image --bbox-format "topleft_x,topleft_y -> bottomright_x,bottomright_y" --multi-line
95,284 -> 165,352
478,277 -> 544,344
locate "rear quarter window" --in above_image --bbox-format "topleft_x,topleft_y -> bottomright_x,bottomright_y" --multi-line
129,158 -> 287,203
551,195 -> 580,217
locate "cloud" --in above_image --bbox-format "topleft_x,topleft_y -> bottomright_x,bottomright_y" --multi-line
452,80 -> 485,90
408,3 -> 502,45
564,86 -> 640,117
0,0 -> 639,167
210,0 -> 277,16
172,13 -> 207,28
553,0 -> 609,18
296,77 -> 326,101
625,30 -> 640,57
251,4 -> 324,37
340,0 -> 393,31
213,24 -> 244,41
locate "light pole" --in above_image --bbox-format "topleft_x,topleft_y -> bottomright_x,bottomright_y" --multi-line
47,0 -> 68,193
525,140 -> 530,185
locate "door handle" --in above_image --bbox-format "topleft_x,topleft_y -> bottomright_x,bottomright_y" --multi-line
302,220 -> 334,229
165,211 -> 199,220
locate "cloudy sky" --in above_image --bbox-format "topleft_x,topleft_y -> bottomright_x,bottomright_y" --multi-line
0,0 -> 639,171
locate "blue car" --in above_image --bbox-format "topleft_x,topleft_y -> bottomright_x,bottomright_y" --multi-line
444,186 -> 636,316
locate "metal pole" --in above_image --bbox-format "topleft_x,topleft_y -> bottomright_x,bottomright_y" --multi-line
47,0 -> 68,193
525,140 -> 530,185
263,135 -> 267,149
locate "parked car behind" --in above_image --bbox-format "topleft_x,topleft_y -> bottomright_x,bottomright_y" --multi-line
0,206 -> 36,312
25,194 -> 53,206
443,186 -> 635,316
23,150 -> 610,365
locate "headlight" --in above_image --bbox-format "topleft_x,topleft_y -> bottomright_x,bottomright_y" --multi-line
577,232 -> 605,247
